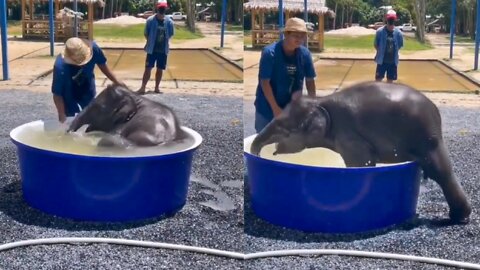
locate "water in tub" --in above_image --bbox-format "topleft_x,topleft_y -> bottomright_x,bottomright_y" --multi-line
245,138 -> 394,168
14,120 -> 196,157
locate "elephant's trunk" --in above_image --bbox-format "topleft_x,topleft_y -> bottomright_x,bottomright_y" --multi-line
67,109 -> 88,132
250,121 -> 278,156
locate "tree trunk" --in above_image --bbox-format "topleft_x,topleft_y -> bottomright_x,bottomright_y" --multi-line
413,0 -> 426,43
102,0 -> 106,19
237,0 -> 243,24
341,6 -> 344,28
186,0 -> 196,32
109,0 -> 114,18
333,2 -> 337,30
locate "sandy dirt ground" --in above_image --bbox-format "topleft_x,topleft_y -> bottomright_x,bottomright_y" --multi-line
0,22 -> 244,97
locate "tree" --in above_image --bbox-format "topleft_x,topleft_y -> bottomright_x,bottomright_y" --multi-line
186,0 -> 196,32
412,0 -> 426,43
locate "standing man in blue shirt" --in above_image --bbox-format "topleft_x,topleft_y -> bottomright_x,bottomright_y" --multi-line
254,17 -> 317,133
137,1 -> 175,94
52,37 -> 123,123
374,11 -> 403,83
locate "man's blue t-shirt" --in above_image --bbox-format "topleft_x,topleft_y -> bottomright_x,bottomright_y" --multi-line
51,41 -> 107,116
254,41 -> 316,121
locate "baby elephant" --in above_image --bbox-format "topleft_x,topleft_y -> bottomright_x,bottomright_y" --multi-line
251,81 -> 471,224
68,84 -> 185,147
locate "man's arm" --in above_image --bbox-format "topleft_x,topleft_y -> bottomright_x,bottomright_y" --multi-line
53,95 -> 67,123
305,78 -> 316,97
374,30 -> 382,51
260,79 -> 282,118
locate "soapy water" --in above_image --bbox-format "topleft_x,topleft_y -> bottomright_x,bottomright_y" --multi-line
12,120 -> 197,157
244,139 -> 409,168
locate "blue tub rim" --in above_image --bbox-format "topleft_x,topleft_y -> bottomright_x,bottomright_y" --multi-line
10,120 -> 203,160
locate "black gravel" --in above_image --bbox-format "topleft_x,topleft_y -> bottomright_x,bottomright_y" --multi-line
243,97 -> 480,269
1,88 -> 480,269
0,89 -> 243,269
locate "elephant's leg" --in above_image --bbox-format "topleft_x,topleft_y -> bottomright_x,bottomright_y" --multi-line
419,143 -> 471,223
336,136 -> 376,167
98,134 -> 132,148
126,130 -> 163,146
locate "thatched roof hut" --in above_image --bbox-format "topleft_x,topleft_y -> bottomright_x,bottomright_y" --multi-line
244,0 -> 334,51
244,0 -> 334,17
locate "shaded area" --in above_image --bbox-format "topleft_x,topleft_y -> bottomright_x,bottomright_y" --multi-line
99,49 -> 243,83
314,59 -> 480,93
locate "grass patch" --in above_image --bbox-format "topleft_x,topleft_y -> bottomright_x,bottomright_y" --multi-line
244,31 -> 252,46
226,24 -> 243,31
325,35 -> 432,51
448,35 -> 475,43
7,21 -> 203,41
93,24 -> 203,42
244,31 -> 431,51
6,20 -> 22,36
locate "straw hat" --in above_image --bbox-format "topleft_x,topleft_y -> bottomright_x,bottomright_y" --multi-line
62,37 -> 93,66
284,18 -> 307,33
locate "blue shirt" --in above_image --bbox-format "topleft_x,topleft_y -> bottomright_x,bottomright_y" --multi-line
254,41 -> 316,120
374,26 -> 403,66
51,41 -> 107,116
144,15 -> 174,55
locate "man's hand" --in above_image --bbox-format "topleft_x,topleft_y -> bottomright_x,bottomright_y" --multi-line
272,105 -> 282,118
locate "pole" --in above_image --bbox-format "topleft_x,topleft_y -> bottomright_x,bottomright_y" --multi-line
73,0 -> 78,37
304,0 -> 308,48
0,0 -> 9,80
279,0 -> 284,40
49,0 -> 54,56
449,0 -> 456,59
220,0 -> 227,47
474,0 -> 480,70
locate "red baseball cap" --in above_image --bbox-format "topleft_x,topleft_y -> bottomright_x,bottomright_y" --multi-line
386,10 -> 397,20
157,1 -> 168,8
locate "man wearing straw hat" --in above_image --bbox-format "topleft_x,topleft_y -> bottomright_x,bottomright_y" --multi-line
51,37 -> 123,123
253,17 -> 317,133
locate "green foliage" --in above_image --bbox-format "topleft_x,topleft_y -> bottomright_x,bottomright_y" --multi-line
357,2 -> 383,26
324,34 -> 432,51
127,0 -> 155,15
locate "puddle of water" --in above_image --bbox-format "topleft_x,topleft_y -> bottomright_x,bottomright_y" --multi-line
13,121 -> 196,157
220,180 -> 243,189
199,189 -> 236,211
191,176 -> 238,211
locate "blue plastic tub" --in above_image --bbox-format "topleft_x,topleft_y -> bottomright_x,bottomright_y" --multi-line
244,135 -> 421,233
10,121 -> 202,222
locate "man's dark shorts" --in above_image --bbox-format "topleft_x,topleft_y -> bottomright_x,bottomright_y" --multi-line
375,63 -> 397,81
146,53 -> 168,69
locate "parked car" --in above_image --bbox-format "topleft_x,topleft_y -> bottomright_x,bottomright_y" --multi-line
136,11 -> 154,19
306,22 -> 315,31
170,12 -> 186,20
399,23 -> 417,32
204,12 -> 212,22
368,22 -> 385,30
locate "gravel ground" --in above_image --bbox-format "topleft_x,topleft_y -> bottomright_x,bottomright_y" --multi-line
243,97 -> 480,269
0,89 -> 243,269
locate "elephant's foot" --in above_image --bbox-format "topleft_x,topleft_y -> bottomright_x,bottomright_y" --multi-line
449,203 -> 472,224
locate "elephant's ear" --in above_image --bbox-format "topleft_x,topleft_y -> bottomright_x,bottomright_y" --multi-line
113,93 -> 137,123
301,105 -> 331,137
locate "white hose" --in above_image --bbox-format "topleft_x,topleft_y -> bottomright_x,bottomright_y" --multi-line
1,237 -> 480,269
